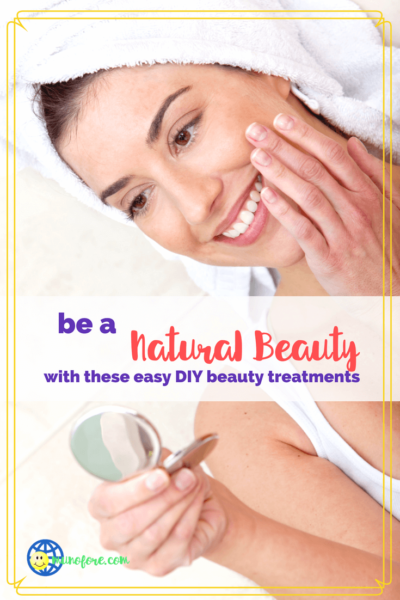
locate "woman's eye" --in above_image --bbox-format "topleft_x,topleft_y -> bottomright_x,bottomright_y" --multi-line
124,114 -> 202,221
132,193 -> 147,210
125,187 -> 152,221
171,114 -> 202,154
175,127 -> 193,146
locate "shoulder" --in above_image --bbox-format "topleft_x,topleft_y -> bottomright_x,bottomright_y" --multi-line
194,384 -> 400,560
195,378 -> 317,457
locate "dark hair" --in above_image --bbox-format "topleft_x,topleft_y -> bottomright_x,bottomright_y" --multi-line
33,69 -> 108,151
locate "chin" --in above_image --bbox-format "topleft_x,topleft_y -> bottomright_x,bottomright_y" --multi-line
235,241 -> 305,269
170,231 -> 304,269
255,233 -> 304,269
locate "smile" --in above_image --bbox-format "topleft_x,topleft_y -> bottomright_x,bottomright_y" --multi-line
222,175 -> 263,238
215,174 -> 269,247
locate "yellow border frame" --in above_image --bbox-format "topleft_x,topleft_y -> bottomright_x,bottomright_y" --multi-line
5,8 -> 394,597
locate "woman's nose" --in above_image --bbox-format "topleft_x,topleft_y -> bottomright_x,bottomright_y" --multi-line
163,171 -> 222,226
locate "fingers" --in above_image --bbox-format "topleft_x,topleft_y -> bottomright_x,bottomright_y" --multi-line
247,115 -> 368,193
125,472 -> 209,575
121,482 -> 204,572
98,468 -> 198,548
250,147 -> 344,240
144,484 -> 207,575
88,468 -> 170,519
260,186 -> 329,265
246,122 -> 348,213
347,137 -> 400,209
246,124 -> 354,215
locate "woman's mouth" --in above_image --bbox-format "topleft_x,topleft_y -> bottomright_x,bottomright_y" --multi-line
215,174 -> 269,246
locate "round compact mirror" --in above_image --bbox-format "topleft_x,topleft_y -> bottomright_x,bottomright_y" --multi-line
70,406 -> 218,482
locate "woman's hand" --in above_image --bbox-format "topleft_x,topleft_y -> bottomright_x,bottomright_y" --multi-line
88,458 -> 229,576
88,447 -> 400,593
246,115 -> 400,296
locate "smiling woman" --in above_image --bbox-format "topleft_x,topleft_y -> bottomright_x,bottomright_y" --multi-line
5,1 -> 400,296
34,62 -> 400,296
38,65 -> 304,270
5,1 -> 400,596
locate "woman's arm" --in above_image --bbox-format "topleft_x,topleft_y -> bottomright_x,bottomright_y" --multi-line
195,399 -> 400,562
207,477 -> 399,600
88,447 -> 400,600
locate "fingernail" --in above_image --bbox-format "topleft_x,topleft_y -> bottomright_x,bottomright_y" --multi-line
174,468 -> 196,491
251,148 -> 271,166
145,469 -> 169,491
274,113 -> 294,131
356,138 -> 368,153
246,122 -> 268,141
261,187 -> 277,203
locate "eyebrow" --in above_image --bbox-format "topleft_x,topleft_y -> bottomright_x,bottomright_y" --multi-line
100,85 -> 192,205
146,85 -> 192,145
100,176 -> 132,204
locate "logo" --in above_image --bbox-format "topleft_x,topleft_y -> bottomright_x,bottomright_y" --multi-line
27,539 -> 64,576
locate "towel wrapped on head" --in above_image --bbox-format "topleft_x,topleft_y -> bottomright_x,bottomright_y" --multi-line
2,0 -> 398,296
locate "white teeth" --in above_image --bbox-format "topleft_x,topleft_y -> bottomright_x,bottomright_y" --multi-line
246,200 -> 258,213
221,179 -> 262,238
240,210 -> 254,225
233,222 -> 248,234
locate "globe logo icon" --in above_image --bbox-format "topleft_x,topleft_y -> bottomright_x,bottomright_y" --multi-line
27,539 -> 64,576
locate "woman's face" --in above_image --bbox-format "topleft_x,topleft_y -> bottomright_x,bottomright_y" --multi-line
61,64 -> 304,268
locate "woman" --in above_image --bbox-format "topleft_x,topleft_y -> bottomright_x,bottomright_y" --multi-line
50,62 -> 399,596
10,3 -> 400,595
36,62 -> 400,297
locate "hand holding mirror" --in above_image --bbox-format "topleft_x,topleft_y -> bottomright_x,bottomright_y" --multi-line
70,406 -> 218,482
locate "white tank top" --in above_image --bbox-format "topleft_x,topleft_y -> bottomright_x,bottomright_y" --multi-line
271,394 -> 400,521
241,310 -> 400,521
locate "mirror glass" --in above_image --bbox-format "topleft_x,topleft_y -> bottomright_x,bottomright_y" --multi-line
70,407 -> 162,481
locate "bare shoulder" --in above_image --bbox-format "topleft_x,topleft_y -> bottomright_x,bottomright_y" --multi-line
195,380 -> 317,458
195,382 -> 400,560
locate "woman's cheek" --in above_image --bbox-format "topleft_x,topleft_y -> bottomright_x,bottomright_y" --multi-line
201,117 -> 254,170
140,215 -> 196,256
266,219 -> 305,267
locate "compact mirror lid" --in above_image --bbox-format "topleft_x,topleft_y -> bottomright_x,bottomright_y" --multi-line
70,406 -> 162,482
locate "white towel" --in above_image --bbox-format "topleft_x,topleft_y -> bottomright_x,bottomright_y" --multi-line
2,0 -> 398,296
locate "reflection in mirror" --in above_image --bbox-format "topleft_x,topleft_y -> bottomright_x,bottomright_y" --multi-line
70,407 -> 162,481
100,412 -> 149,477
71,405 -> 219,482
